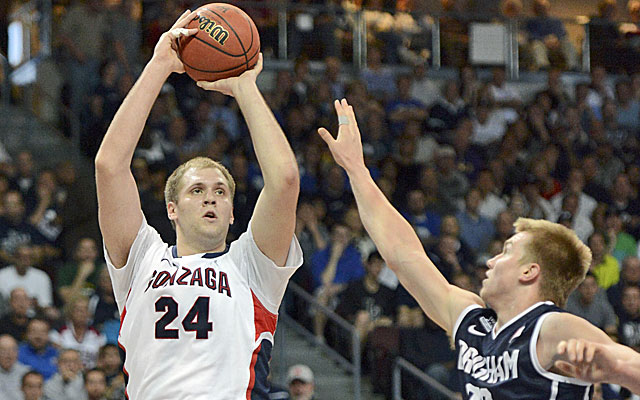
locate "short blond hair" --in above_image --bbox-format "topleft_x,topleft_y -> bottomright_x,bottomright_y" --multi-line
514,218 -> 592,307
164,157 -> 236,208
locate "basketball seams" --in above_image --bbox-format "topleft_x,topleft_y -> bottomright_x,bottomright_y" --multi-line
205,8 -> 250,71
183,48 -> 259,75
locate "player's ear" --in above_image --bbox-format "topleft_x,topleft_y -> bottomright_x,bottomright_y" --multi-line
167,202 -> 178,222
520,263 -> 541,284
229,208 -> 234,225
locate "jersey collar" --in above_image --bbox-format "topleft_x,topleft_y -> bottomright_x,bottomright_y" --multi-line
171,245 -> 229,259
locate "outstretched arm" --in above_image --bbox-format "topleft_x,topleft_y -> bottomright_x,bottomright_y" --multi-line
555,338 -> 640,394
95,11 -> 197,268
197,55 -> 299,267
317,99 -> 483,334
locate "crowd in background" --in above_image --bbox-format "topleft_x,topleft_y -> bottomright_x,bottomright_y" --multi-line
2,0 -> 640,399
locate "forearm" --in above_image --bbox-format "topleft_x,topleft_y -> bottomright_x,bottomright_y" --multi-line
95,60 -> 170,171
613,344 -> 640,393
233,82 -> 299,186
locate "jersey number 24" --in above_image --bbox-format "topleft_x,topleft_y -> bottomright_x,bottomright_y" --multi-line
155,296 -> 213,339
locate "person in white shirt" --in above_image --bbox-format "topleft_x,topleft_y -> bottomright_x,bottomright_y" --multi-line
0,244 -> 53,308
0,335 -> 30,400
94,10 -> 302,399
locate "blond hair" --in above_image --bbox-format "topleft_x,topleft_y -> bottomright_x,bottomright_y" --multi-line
164,157 -> 236,207
514,218 -> 592,307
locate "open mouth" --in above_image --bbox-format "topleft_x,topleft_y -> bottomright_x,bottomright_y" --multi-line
202,211 -> 217,221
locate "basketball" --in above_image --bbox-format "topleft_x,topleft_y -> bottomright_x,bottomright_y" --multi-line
178,3 -> 260,82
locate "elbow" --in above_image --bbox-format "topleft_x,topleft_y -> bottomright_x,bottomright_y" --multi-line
280,161 -> 300,189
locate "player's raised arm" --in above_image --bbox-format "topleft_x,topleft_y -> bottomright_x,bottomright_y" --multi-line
538,313 -> 640,394
197,54 -> 299,267
95,11 -> 197,268
317,99 -> 483,334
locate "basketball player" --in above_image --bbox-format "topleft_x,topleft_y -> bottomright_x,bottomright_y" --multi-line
95,10 -> 302,399
317,99 -> 639,398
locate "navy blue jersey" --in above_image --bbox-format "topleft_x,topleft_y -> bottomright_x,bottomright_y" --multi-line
453,301 -> 592,399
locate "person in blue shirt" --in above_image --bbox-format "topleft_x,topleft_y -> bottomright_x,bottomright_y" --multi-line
311,222 -> 365,341
18,318 -> 58,380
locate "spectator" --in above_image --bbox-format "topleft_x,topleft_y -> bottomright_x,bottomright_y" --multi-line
95,345 -> 124,400
606,211 -> 638,264
323,56 -> 346,100
57,237 -> 104,304
607,256 -> 640,315
0,244 -> 53,310
11,150 -> 37,213
386,74 -> 428,136
21,370 -> 45,400
440,0 -> 469,67
588,0 -> 621,71
551,168 -> 597,220
493,209 -> 516,245
615,78 -> 640,134
84,368 -> 108,400
471,98 -> 518,147
524,0 -> 578,70
0,191 -> 48,265
18,319 -> 58,380
476,169 -> 507,221
336,251 -> 395,344
43,348 -> 85,400
487,67 -> 522,111
555,193 -> 594,243
402,189 -> 442,244
427,80 -> 468,133
439,214 -> 477,273
311,222 -> 365,340
456,188 -> 495,253
360,46 -> 396,101
409,63 -> 440,108
0,287 -> 31,341
0,335 -> 29,400
295,199 -> 329,292
435,145 -> 469,210
286,364 -> 315,400
50,295 -> 107,369
520,176 -> 556,221
89,268 -> 120,345
589,231 -> 621,290
565,272 -> 618,335
28,170 -> 64,246
609,173 -> 640,234
617,285 -> 640,350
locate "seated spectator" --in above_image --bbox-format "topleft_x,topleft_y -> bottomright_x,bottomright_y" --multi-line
439,214 -> 477,273
84,368 -> 108,400
96,344 -> 125,400
0,334 -> 30,400
401,189 -> 442,245
21,370 -> 45,400
18,319 -> 58,380
493,210 -> 516,245
336,251 -> 395,344
435,145 -> 469,210
28,169 -> 64,246
440,0 -> 469,67
607,256 -> 640,315
456,188 -> 495,254
589,231 -> 621,290
43,348 -> 85,400
386,74 -> 427,136
617,285 -> 640,350
609,173 -> 640,234
555,193 -> 594,243
0,191 -> 48,265
606,211 -> 638,264
487,67 -> 522,111
615,78 -> 640,133
476,169 -> 507,221
588,0 -> 621,71
0,287 -> 31,341
551,168 -> 597,220
565,272 -> 618,336
0,244 -> 53,310
57,238 -> 104,304
360,46 -> 396,102
471,98 -> 518,147
311,222 -> 365,340
410,63 -> 440,109
89,268 -> 120,345
519,176 -> 556,221
286,364 -> 315,400
427,80 -> 468,133
524,0 -> 578,70
50,295 -> 107,369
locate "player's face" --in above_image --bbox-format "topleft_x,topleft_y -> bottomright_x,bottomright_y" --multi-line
169,167 -> 234,251
481,232 -> 530,302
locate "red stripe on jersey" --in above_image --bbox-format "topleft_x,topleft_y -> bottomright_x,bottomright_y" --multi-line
245,290 -> 278,398
251,290 -> 278,340
118,289 -> 131,399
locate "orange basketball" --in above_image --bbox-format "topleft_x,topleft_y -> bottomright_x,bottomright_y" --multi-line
178,3 -> 260,82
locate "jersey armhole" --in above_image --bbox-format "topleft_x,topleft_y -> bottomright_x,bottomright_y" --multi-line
452,304 -> 483,340
529,312 -> 593,387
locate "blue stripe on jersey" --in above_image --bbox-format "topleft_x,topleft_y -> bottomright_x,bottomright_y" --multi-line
251,339 -> 273,400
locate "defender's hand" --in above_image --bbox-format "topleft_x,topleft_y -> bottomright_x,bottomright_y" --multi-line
317,99 -> 366,172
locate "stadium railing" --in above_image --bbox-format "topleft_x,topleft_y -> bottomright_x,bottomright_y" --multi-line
279,281 -> 362,400
392,357 -> 459,400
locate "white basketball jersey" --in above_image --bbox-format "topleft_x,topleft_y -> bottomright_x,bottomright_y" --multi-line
105,217 -> 302,399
